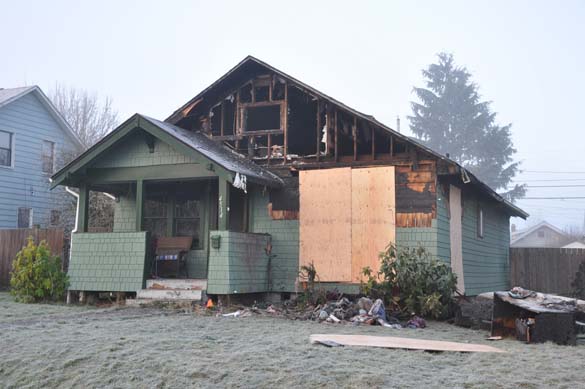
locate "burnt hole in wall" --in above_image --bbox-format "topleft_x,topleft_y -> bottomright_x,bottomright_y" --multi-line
223,98 -> 236,135
210,105 -> 222,136
338,112 -> 354,156
288,86 -> 317,155
393,139 -> 408,154
271,134 -> 284,158
318,106 -> 327,154
272,79 -> 285,100
240,83 -> 252,103
245,105 -> 281,131
356,121 -> 372,155
374,129 -> 391,154
254,85 -> 270,102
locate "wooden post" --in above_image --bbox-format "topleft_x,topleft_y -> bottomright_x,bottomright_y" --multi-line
218,178 -> 230,230
136,179 -> 144,232
78,183 -> 89,233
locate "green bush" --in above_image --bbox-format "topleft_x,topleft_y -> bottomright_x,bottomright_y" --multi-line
10,237 -> 69,303
361,244 -> 457,319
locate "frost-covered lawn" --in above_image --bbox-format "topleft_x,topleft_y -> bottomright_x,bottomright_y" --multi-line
1,292 -> 584,389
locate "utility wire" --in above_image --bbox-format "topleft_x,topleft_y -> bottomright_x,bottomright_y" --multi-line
522,170 -> 585,174
521,197 -> 585,200
524,184 -> 585,188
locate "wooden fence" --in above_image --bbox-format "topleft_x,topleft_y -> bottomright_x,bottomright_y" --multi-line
0,228 -> 64,288
510,247 -> 585,295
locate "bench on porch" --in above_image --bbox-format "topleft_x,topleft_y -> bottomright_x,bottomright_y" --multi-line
153,236 -> 193,278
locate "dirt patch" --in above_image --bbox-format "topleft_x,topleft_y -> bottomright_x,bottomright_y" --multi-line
1,292 -> 585,388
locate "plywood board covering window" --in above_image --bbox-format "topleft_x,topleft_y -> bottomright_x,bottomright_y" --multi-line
299,166 -> 396,282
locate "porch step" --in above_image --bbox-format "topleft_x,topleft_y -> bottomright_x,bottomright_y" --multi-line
135,288 -> 203,301
146,279 -> 207,291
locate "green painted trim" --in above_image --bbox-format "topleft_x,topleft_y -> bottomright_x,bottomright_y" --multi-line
136,179 -> 144,232
218,177 -> 230,230
85,164 -> 216,183
78,183 -> 89,232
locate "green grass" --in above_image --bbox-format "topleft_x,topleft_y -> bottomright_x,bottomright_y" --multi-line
1,292 -> 584,388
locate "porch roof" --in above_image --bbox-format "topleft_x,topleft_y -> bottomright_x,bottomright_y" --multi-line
51,113 -> 284,189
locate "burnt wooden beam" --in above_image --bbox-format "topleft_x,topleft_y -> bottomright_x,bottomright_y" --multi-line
371,127 -> 376,160
283,81 -> 288,163
353,116 -> 358,161
316,100 -> 321,162
390,135 -> 394,157
334,109 -> 339,162
220,101 -> 225,137
267,133 -> 272,165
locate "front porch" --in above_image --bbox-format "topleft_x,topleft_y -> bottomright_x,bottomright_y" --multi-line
56,114 -> 287,298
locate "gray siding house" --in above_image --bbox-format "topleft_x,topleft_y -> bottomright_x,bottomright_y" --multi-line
0,86 -> 82,229
510,221 -> 568,248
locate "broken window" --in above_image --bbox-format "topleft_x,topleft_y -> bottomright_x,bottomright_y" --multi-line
244,105 -> 281,131
272,78 -> 285,100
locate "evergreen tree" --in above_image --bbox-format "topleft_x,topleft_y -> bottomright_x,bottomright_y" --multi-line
408,53 -> 525,201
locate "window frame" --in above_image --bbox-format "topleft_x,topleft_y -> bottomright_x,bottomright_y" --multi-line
41,140 -> 55,174
17,207 -> 33,228
0,130 -> 14,169
477,206 -> 484,239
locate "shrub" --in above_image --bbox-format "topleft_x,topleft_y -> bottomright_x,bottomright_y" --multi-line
10,238 -> 69,303
361,244 -> 457,319
297,262 -> 326,306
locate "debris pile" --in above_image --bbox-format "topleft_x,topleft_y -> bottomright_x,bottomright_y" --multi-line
308,297 -> 426,329
213,296 -> 427,330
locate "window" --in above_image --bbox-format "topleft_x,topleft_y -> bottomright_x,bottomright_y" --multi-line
174,198 -> 202,249
143,195 -> 168,239
477,207 -> 484,238
50,210 -> 61,226
42,140 -> 55,174
17,208 -> 32,228
0,130 -> 13,167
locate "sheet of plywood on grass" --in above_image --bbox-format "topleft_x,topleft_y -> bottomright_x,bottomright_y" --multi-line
351,167 -> 395,282
299,168 -> 352,281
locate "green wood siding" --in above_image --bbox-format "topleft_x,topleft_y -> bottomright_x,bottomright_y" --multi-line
461,192 -> 511,295
249,187 -> 299,292
92,131 -> 197,168
207,230 -> 271,294
68,232 -> 148,292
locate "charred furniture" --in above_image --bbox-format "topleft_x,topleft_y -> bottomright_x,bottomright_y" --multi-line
153,236 -> 193,278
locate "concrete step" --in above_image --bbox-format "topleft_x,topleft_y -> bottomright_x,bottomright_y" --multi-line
136,288 -> 203,301
146,279 -> 207,291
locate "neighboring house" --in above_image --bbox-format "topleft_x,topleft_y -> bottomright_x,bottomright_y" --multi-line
51,56 -> 528,298
510,221 -> 568,248
0,86 -> 82,229
562,241 -> 585,249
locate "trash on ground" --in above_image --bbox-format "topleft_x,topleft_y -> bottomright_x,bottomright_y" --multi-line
310,334 -> 505,353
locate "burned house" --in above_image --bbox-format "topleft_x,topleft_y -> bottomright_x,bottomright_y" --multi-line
51,56 -> 528,300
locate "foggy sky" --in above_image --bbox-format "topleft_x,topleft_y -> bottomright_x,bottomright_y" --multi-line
1,0 -> 584,231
